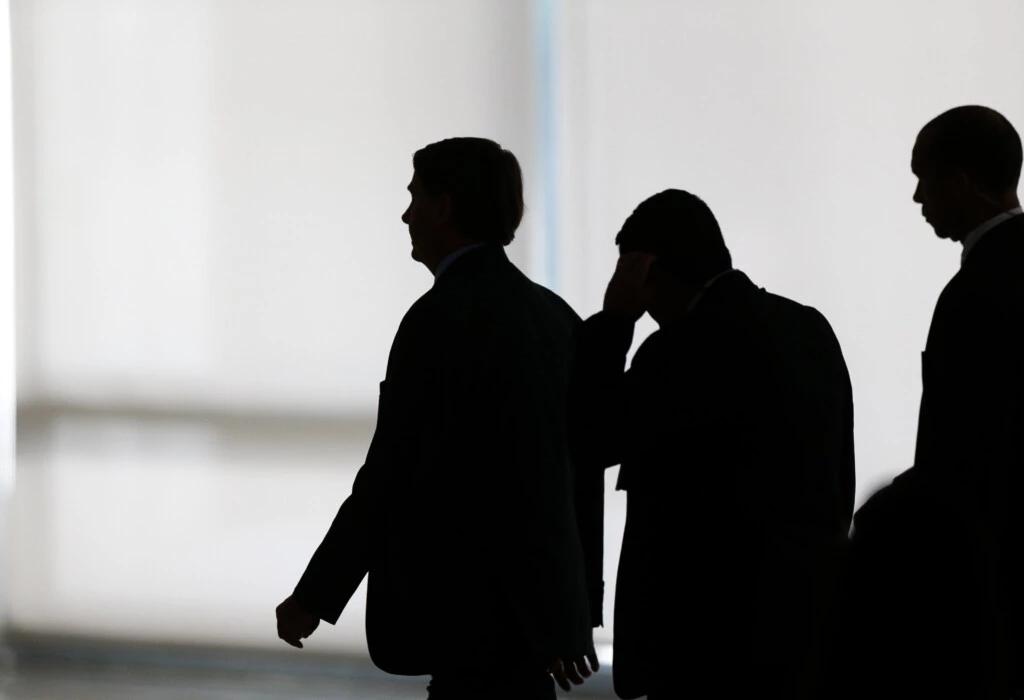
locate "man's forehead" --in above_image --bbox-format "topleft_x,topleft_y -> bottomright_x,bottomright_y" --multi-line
911,133 -> 931,172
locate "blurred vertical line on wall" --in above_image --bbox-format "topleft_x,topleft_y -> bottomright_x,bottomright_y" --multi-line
0,0 -> 16,629
532,0 -> 559,292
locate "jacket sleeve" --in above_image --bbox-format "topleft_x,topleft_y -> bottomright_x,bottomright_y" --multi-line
567,311 -> 637,472
292,303 -> 444,623
542,291 -> 611,629
573,456 -> 605,627
915,277 -> 1015,531
291,443 -> 385,624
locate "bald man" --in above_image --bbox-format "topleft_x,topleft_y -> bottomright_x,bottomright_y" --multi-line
839,106 -> 1023,699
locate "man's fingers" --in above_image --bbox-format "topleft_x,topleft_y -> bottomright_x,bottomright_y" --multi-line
572,656 -> 592,679
278,627 -> 304,649
617,251 -> 654,266
548,659 -> 572,692
278,618 -> 314,649
634,255 -> 655,284
612,253 -> 656,291
563,659 -> 585,686
586,648 -> 600,673
618,252 -> 656,276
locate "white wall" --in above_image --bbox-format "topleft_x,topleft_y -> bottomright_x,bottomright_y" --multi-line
553,0 -> 1024,501
553,0 -> 1024,651
11,0 -> 540,654
16,0 -> 537,413
9,0 -> 1024,658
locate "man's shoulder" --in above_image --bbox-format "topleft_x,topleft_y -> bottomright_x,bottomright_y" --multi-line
530,282 -> 583,325
393,288 -> 454,341
955,215 -> 1024,289
758,288 -> 835,336
407,258 -> 584,337
937,246 -> 1022,313
402,287 -> 442,322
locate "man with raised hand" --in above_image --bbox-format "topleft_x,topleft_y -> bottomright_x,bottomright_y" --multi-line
569,190 -> 854,699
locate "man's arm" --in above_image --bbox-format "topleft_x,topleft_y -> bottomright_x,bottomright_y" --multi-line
567,311 -> 637,471
278,301 -> 443,644
567,252 -> 654,472
538,287 -> 610,629
291,456 -> 384,624
277,422 -> 388,647
918,279 -> 1016,527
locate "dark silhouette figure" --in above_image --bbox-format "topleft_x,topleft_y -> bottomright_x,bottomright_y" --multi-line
275,138 -> 603,699
569,190 -> 855,699
839,106 -> 1023,699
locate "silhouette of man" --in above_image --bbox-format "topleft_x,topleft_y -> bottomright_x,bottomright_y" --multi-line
275,138 -> 602,699
569,190 -> 855,699
841,106 -> 1023,699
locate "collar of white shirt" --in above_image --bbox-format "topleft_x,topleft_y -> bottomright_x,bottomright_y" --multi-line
434,242 -> 488,280
685,268 -> 737,313
961,206 -> 1024,265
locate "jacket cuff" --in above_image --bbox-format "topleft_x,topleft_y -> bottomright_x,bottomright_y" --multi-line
580,310 -> 636,359
292,577 -> 343,625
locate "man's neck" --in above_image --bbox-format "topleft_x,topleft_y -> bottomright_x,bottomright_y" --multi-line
422,234 -> 478,275
431,240 -> 487,278
652,288 -> 701,329
957,197 -> 1021,243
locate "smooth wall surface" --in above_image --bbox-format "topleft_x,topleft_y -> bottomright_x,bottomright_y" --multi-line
552,0 -> 1024,498
11,0 -> 539,654
15,0 -> 537,412
9,0 -> 1024,658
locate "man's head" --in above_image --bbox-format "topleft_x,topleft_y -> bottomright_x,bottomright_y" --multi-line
402,137 -> 524,271
912,106 -> 1022,241
615,189 -> 732,325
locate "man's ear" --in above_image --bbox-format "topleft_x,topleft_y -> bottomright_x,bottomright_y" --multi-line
957,170 -> 1003,206
435,193 -> 453,226
951,169 -> 973,195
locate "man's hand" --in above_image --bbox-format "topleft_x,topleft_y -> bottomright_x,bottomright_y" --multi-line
603,252 -> 656,321
548,647 -> 600,692
276,595 -> 320,649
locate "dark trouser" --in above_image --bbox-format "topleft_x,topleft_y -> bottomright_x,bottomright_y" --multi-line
426,670 -> 555,700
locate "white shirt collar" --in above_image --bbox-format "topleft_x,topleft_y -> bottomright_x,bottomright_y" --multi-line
686,268 -> 736,313
961,206 -> 1023,265
434,242 -> 488,280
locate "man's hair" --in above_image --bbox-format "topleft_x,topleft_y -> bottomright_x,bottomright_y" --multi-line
412,137 -> 524,246
919,105 -> 1022,193
615,189 -> 732,286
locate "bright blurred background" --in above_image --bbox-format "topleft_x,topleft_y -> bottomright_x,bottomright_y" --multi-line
2,0 -> 1023,696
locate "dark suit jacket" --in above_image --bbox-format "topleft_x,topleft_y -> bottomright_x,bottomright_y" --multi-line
843,214 -> 1024,698
915,214 -> 1024,540
570,270 -> 854,700
292,244 -> 603,675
